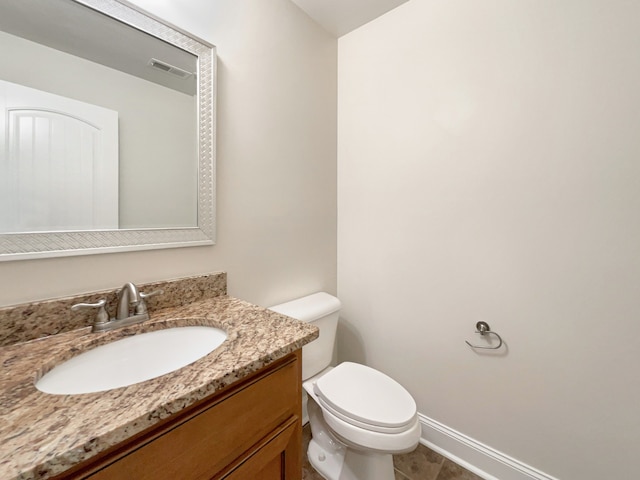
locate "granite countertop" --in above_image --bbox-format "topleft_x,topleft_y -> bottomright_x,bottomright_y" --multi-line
0,295 -> 318,480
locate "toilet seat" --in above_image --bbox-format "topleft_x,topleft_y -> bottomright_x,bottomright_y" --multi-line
319,400 -> 421,454
313,362 -> 417,434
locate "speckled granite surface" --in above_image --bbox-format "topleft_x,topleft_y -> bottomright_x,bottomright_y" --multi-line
0,273 -> 227,347
0,279 -> 318,480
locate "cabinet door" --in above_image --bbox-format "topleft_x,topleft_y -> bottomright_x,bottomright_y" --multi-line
83,355 -> 300,480
220,418 -> 300,480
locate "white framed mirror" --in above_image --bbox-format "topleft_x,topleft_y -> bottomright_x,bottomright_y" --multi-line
0,0 -> 216,260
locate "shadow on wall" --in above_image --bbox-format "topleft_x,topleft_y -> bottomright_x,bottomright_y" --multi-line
336,316 -> 367,364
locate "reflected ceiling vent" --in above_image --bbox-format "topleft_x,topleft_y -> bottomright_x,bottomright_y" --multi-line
147,58 -> 193,79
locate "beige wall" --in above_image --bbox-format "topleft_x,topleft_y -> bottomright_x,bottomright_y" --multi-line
0,0 -> 337,307
337,1 -> 640,479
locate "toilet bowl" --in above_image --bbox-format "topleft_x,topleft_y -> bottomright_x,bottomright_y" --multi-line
269,293 -> 420,480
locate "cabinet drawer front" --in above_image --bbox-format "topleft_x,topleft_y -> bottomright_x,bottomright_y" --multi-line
89,359 -> 299,480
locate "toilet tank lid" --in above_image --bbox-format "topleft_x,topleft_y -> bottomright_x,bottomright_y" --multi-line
269,292 -> 341,323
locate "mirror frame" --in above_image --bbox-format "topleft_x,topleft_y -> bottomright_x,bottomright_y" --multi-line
0,0 -> 216,261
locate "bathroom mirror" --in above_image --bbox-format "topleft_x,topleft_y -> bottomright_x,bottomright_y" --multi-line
0,0 -> 216,260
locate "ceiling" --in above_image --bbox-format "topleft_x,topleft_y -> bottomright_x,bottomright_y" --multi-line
290,0 -> 410,37
0,0 -> 197,95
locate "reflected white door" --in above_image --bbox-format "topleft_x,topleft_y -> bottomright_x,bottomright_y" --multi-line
0,79 -> 118,233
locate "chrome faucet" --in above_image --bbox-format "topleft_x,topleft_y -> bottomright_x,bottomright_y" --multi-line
116,282 -> 141,320
71,282 -> 163,332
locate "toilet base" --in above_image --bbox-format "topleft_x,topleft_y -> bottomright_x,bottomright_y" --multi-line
307,437 -> 344,480
305,391 -> 398,480
308,437 -> 396,480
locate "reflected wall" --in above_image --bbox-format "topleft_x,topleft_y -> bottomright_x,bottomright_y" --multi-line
0,30 -> 197,229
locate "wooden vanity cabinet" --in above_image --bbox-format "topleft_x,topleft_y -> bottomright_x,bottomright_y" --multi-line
56,351 -> 302,480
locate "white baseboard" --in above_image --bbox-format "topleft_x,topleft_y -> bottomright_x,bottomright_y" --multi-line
418,414 -> 559,480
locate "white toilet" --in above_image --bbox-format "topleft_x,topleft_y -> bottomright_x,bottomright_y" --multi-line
270,292 -> 421,480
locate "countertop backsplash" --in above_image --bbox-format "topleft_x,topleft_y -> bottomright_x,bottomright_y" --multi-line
0,272 -> 227,347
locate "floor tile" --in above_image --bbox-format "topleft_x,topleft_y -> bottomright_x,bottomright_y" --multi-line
394,469 -> 412,480
393,443 -> 445,480
436,459 -> 485,480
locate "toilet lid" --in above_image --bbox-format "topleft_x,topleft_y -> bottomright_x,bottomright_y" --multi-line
313,362 -> 416,429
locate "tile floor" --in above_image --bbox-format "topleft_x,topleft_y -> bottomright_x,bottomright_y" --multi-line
302,424 -> 484,480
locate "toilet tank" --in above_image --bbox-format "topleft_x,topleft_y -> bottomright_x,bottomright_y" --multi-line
269,292 -> 341,381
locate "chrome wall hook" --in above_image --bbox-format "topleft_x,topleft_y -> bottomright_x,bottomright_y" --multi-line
465,321 -> 503,350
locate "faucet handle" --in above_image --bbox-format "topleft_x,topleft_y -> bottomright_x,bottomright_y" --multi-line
140,289 -> 163,299
71,299 -> 110,327
135,289 -> 164,315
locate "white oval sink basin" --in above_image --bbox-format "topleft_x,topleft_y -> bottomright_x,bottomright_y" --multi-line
36,326 -> 227,395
